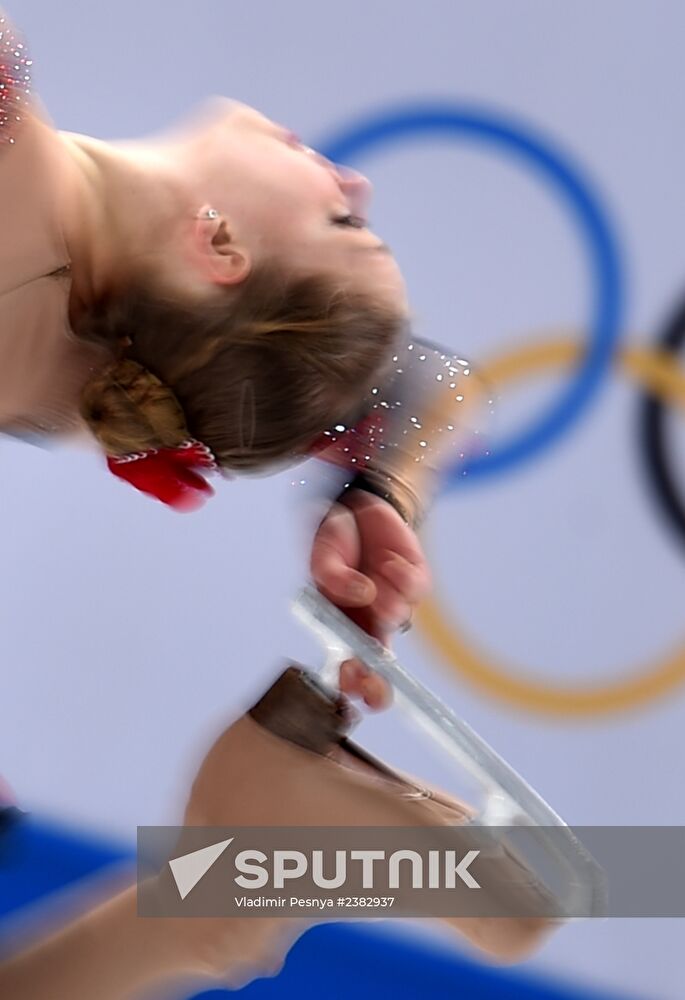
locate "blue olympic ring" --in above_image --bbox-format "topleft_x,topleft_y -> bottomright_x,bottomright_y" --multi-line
318,104 -> 625,488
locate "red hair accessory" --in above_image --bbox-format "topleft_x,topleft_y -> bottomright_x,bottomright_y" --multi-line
107,440 -> 220,512
106,410 -> 382,512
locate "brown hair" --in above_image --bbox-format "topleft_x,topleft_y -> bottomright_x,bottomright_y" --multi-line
76,264 -> 405,472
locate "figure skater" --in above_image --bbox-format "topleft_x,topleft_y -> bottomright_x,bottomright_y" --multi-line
0,8 -> 449,707
0,10 -> 500,995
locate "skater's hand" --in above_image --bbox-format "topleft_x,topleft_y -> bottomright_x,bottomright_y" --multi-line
311,490 -> 431,709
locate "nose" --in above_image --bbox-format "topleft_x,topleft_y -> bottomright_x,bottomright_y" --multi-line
334,164 -> 373,219
302,144 -> 373,219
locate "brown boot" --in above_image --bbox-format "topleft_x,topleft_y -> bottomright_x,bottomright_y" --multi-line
185,665 -> 560,962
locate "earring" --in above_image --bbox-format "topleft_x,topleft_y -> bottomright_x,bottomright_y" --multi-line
196,208 -> 219,220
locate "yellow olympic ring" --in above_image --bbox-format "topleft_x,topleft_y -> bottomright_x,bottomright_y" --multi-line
416,337 -> 685,718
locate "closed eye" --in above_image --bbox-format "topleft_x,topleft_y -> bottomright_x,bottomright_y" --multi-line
332,213 -> 367,229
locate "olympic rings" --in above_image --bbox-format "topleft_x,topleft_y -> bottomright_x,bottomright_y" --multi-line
415,336 -> 685,717
318,104 -> 625,488
638,295 -> 685,550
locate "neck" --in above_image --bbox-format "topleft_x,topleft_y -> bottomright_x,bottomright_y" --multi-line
57,132 -> 190,325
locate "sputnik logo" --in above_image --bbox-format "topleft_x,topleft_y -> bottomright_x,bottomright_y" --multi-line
169,836 -> 482,896
169,837 -> 234,900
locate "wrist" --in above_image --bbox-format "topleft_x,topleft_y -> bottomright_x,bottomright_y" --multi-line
337,470 -> 424,529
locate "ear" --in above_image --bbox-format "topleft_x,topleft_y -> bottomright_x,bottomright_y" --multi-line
192,208 -> 252,286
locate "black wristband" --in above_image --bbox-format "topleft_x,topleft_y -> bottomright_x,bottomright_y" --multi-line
336,471 -> 413,525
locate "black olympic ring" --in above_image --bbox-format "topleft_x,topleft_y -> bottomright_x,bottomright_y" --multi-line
638,296 -> 685,550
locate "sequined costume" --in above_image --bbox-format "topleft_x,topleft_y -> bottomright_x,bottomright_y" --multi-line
0,11 -> 104,440
324,335 -> 490,527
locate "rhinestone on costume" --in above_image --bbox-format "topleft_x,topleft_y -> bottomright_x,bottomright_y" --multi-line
347,335 -> 490,478
0,13 -> 32,147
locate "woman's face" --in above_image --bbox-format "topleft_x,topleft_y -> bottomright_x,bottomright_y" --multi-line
173,99 -> 409,313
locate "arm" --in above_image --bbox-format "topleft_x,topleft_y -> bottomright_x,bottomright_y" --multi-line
311,336 -> 489,705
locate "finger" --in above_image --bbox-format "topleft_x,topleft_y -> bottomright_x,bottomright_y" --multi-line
340,602 -> 386,640
339,659 -> 367,694
339,659 -> 392,710
311,538 -> 377,606
360,672 -> 393,711
378,553 -> 431,605
368,574 -> 413,630
374,516 -> 426,568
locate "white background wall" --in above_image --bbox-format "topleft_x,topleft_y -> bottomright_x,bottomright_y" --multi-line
3,2 -> 685,997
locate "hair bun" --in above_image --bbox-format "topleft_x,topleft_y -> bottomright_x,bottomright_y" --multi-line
80,359 -> 190,456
